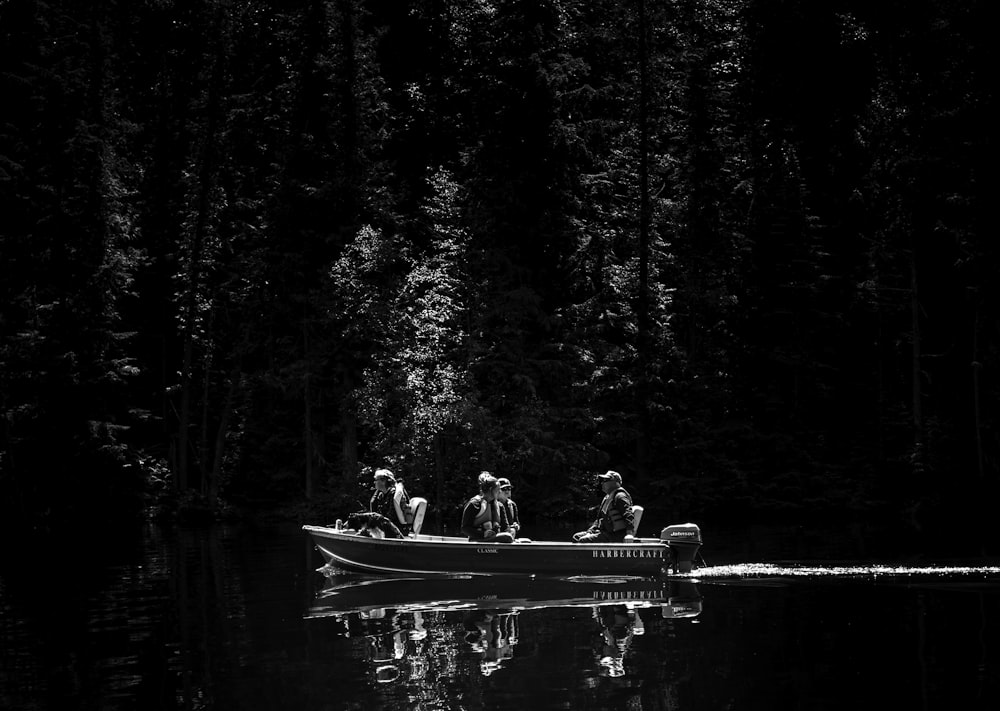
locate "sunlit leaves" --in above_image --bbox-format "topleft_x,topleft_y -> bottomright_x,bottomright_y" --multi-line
353,171 -> 477,466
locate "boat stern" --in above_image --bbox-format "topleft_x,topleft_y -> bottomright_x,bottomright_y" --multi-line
660,523 -> 702,573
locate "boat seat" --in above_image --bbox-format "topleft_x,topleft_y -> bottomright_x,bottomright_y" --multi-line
631,505 -> 644,537
408,497 -> 428,536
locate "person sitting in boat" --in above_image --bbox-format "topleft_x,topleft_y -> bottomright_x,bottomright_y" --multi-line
572,470 -> 635,543
370,469 -> 394,519
496,477 -> 521,539
389,471 -> 413,535
461,474 -> 514,543
370,468 -> 412,535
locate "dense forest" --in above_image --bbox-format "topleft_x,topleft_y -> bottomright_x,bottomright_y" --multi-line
1,0 -> 995,533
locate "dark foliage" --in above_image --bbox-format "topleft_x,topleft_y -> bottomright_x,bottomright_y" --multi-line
1,0 -> 995,532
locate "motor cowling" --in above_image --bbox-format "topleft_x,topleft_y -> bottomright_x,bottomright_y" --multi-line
660,523 -> 702,573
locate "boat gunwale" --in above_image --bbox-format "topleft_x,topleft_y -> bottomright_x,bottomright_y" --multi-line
302,524 -> 668,550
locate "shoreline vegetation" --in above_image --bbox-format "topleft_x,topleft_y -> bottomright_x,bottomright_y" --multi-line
2,1 -> 996,535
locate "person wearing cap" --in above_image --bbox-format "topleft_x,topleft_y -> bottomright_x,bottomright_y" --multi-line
496,478 -> 521,539
572,470 -> 635,543
370,468 -> 394,520
370,468 -> 412,534
461,473 -> 513,542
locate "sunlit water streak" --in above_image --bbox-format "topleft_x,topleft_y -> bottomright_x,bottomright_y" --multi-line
688,563 -> 1000,579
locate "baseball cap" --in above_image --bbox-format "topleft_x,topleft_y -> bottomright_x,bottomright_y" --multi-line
597,470 -> 622,485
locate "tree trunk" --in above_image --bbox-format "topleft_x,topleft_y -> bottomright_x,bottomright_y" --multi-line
910,249 -> 924,473
178,342 -> 194,492
634,0 -> 652,479
971,298 -> 984,480
210,365 -> 241,500
199,312 -> 215,495
434,432 -> 446,533
304,370 -> 315,500
340,369 -> 358,486
303,319 -> 315,500
177,6 -> 226,493
337,0 -> 360,194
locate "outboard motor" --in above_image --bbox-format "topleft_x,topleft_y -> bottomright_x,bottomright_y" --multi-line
660,581 -> 703,619
660,523 -> 702,574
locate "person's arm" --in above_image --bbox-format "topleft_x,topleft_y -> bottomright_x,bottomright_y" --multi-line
589,501 -> 603,532
371,491 -> 388,518
495,501 -> 510,532
509,501 -> 520,533
460,500 -> 479,539
617,494 -> 636,537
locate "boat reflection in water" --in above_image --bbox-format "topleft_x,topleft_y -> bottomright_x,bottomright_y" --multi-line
461,608 -> 519,676
306,571 -> 702,682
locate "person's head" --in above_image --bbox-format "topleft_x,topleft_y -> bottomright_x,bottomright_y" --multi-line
374,468 -> 395,491
497,477 -> 512,502
598,470 -> 622,493
479,473 -> 499,500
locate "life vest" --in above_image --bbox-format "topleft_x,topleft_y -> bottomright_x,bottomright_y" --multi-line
394,483 -> 411,524
599,487 -> 633,533
470,495 -> 496,532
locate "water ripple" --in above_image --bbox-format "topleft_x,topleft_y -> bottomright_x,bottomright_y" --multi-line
689,563 -> 1000,579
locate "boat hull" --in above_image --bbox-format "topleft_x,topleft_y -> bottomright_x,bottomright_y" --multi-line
303,525 -> 674,577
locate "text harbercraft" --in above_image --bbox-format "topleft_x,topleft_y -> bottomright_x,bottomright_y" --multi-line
593,589 -> 665,600
592,548 -> 664,558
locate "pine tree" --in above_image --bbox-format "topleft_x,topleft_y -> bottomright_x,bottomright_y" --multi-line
0,0 -> 144,524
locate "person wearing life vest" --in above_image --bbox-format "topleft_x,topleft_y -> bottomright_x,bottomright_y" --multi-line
389,472 -> 412,535
370,468 -> 394,520
572,470 -> 635,543
461,473 -> 514,542
496,477 -> 521,539
370,468 -> 412,534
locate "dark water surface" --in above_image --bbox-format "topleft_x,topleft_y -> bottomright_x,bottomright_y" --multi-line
2,521 -> 999,710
